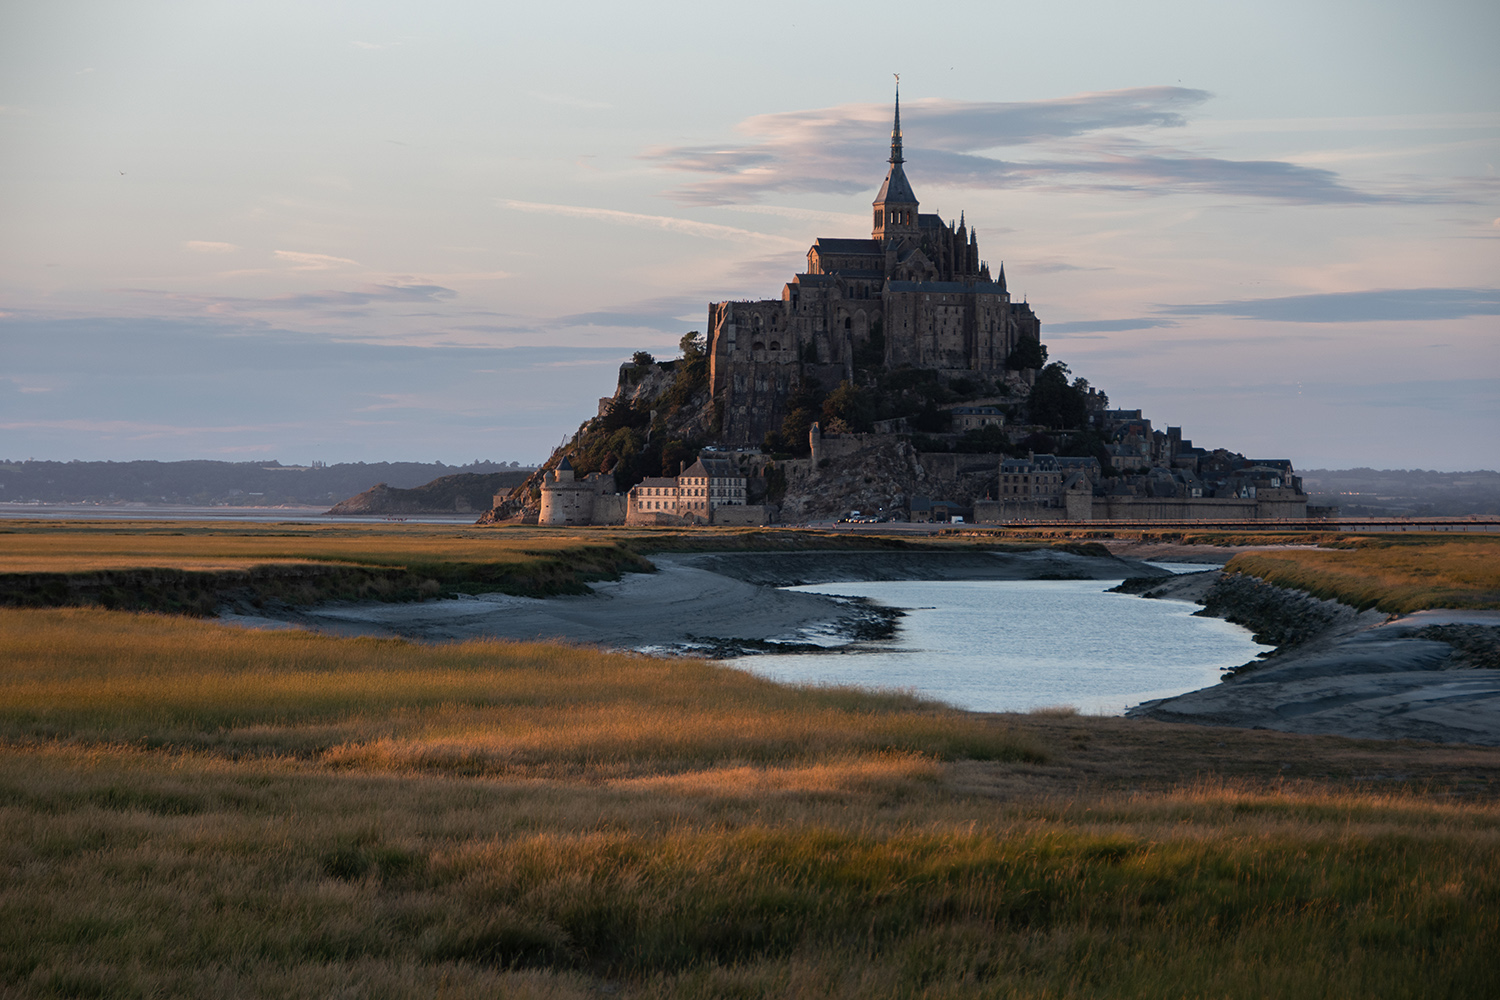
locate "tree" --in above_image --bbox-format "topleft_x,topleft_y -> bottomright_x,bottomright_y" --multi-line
1028,362 -> 1089,429
1005,336 -> 1047,371
631,350 -> 655,366
822,380 -> 875,433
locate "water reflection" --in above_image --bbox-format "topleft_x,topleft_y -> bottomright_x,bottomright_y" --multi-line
732,578 -> 1271,716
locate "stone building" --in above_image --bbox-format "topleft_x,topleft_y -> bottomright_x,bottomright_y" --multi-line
537,456 -> 625,526
707,86 -> 1042,448
625,457 -> 751,525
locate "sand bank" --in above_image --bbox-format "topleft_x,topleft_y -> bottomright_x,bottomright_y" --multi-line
221,548 -> 1165,656
1130,574 -> 1500,745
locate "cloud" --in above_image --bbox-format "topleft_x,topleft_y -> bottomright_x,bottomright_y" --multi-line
273,250 -> 360,270
554,296 -> 707,331
185,241 -> 239,254
122,283 -> 458,317
0,418 -> 305,439
350,40 -> 388,50
1159,287 -> 1500,323
499,201 -> 802,249
646,87 -> 1406,206
1047,318 -> 1179,334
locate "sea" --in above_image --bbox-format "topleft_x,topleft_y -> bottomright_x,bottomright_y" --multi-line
729,564 -> 1271,715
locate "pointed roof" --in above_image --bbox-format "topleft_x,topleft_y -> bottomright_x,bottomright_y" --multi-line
873,82 -> 918,208
557,455 -> 573,472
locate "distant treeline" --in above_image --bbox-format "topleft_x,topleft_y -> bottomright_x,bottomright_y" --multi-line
0,460 -> 536,507
1299,468 -> 1500,517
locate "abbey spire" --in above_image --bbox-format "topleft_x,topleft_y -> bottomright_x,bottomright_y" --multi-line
872,80 -> 919,241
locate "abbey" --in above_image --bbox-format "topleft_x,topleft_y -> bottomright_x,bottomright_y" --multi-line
708,87 -> 1040,447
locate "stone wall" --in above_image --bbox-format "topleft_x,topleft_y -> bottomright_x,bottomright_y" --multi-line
712,504 -> 778,526
914,452 -> 1007,481
972,500 -> 1068,523
1089,496 -> 1308,521
592,494 -> 627,525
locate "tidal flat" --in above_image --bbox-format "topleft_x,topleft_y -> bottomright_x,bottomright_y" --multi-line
2,523 -> 1498,997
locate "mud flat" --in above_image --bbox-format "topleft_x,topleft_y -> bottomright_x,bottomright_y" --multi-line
1130,572 -> 1500,746
223,548 -> 1166,656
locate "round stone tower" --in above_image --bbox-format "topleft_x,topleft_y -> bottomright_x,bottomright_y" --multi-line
538,455 -> 597,525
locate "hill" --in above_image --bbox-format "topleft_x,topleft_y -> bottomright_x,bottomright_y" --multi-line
327,471 -> 533,516
0,459 -> 532,507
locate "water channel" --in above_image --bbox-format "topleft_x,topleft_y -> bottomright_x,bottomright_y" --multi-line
730,566 -> 1272,715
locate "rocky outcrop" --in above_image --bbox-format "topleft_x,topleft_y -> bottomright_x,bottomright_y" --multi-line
775,435 -> 999,521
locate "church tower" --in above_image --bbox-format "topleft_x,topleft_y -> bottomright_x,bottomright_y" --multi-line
871,82 -> 919,243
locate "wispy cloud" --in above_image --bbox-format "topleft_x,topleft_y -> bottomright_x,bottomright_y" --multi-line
185,240 -> 238,254
499,200 -> 803,249
0,418 -> 305,439
646,87 -> 1420,206
1159,287 -> 1500,323
1048,318 -> 1179,334
554,295 -> 707,331
122,283 -> 457,317
274,250 -> 360,270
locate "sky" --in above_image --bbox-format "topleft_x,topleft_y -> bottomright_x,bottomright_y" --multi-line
2,0 -> 1496,470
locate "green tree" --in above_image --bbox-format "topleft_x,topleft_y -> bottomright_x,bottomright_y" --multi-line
822,380 -> 876,433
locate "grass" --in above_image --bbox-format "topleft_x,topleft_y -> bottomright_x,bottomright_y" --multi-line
2,606 -> 1498,998
0,519 -> 1112,614
1224,532 -> 1500,613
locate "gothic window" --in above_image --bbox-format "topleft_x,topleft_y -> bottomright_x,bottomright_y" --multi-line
752,341 -> 765,351
843,317 -> 852,331
769,341 -> 780,351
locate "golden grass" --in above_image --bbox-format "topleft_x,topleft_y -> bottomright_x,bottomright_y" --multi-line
1226,533 -> 1500,612
0,519 -> 621,573
0,607 -> 1034,775
0,517 -> 1091,575
2,607 -> 1498,997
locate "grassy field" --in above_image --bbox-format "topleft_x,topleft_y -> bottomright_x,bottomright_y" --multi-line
3,606 -> 1498,998
0,520 -> 1112,616
1224,533 -> 1500,613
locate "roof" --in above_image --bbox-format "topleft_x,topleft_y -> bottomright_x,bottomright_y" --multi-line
634,477 -> 676,489
873,163 -> 918,206
791,273 -> 841,287
681,458 -> 744,480
812,238 -> 881,254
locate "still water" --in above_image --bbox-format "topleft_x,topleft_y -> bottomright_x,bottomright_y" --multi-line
732,571 -> 1271,715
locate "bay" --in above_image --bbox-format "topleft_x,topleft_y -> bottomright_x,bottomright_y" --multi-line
731,575 -> 1272,715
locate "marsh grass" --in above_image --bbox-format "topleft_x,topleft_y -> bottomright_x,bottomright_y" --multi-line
0,608 -> 1035,775
1225,533 -> 1500,612
0,520 -> 1089,615
2,608 -> 1498,997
